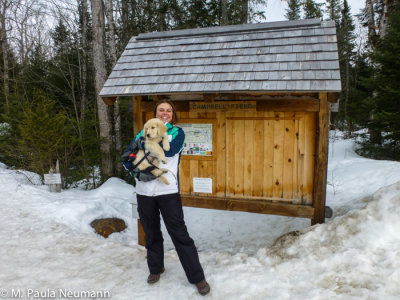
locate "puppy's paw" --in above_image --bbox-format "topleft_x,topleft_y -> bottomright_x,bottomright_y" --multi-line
163,134 -> 170,151
161,159 -> 167,164
160,176 -> 170,185
160,168 -> 168,173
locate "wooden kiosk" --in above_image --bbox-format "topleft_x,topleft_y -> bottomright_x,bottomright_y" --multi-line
100,19 -> 341,243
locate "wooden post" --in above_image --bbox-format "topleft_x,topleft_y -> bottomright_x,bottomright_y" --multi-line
133,95 -> 146,245
45,160 -> 62,193
51,160 -> 62,192
138,219 -> 146,246
311,93 -> 330,225
133,96 -> 143,134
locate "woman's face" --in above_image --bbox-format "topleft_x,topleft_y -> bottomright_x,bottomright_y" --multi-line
156,103 -> 173,124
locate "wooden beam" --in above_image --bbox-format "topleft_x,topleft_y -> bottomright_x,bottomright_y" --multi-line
140,100 -> 156,112
327,92 -> 340,103
138,219 -> 146,246
141,100 -> 189,112
102,96 -> 117,106
140,99 -> 318,113
203,93 -> 216,102
136,92 -> 320,102
311,93 -> 330,225
180,194 -> 314,218
257,99 -> 319,112
159,94 -> 203,101
223,93 -> 319,101
133,96 -> 143,135
133,96 -> 146,246
238,92 -> 319,98
153,94 -> 170,102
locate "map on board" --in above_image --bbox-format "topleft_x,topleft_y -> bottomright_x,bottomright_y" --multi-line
177,123 -> 213,156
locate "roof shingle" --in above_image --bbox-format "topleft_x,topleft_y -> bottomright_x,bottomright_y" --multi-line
100,19 -> 341,97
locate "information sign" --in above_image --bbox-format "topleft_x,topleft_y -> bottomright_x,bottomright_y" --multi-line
44,173 -> 62,185
178,123 -> 213,156
193,177 -> 213,193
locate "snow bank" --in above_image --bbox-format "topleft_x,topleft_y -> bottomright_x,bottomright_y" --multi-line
1,133 -> 400,299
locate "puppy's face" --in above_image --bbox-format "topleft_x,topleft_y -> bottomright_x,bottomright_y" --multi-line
144,118 -> 166,140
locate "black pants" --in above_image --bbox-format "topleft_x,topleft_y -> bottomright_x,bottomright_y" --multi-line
137,193 -> 205,284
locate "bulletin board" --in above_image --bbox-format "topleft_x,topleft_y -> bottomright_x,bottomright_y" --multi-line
178,123 -> 213,156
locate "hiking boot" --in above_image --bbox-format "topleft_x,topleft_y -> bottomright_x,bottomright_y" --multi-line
147,268 -> 165,284
195,279 -> 210,296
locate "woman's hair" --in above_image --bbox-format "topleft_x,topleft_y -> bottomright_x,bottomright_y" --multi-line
153,99 -> 178,124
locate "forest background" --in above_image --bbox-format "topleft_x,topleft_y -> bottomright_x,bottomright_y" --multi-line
0,0 -> 398,188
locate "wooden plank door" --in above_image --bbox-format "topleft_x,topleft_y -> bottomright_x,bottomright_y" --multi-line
225,111 -> 315,204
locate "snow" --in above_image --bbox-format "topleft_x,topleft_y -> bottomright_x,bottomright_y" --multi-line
1,131 -> 400,299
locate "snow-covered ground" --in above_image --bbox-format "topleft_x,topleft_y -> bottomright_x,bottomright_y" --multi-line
1,131 -> 400,299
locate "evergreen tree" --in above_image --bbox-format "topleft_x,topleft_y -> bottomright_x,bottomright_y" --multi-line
337,0 -> 357,135
364,5 -> 400,160
48,20 -> 82,114
0,91 -> 76,179
285,0 -> 301,20
13,44 -> 49,103
14,17 -> 101,186
347,54 -> 374,125
303,0 -> 323,19
186,0 -> 212,28
326,0 -> 342,25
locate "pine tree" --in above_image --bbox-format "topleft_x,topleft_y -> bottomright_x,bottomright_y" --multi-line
344,53 -> 375,132
303,0 -> 323,19
0,92 -> 76,177
337,0 -> 356,135
187,0 -> 212,28
366,5 -> 400,160
285,0 -> 301,20
326,0 -> 342,25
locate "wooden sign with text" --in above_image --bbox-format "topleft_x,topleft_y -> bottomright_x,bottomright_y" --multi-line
190,101 -> 256,112
44,173 -> 62,185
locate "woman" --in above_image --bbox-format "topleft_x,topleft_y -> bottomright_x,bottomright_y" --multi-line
126,100 -> 210,296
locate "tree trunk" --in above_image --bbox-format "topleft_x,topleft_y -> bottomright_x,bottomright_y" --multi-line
345,57 -> 351,136
365,0 -> 377,46
77,0 -> 89,175
342,14 -> 351,137
90,0 -> 114,179
120,0 -> 128,45
379,0 -> 396,37
105,0 -> 117,66
241,0 -> 248,24
80,0 -> 88,124
221,0 -> 228,25
105,0 -> 122,175
0,1 -> 10,115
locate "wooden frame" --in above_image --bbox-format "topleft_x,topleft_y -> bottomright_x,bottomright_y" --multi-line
178,118 -> 217,162
130,93 -> 331,245
100,20 -> 341,247
311,93 -> 330,225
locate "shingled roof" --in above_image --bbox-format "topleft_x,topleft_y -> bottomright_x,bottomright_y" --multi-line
100,19 -> 341,97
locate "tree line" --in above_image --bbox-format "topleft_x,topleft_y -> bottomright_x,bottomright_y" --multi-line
0,0 -> 399,188
281,0 -> 399,161
0,0 -> 265,187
